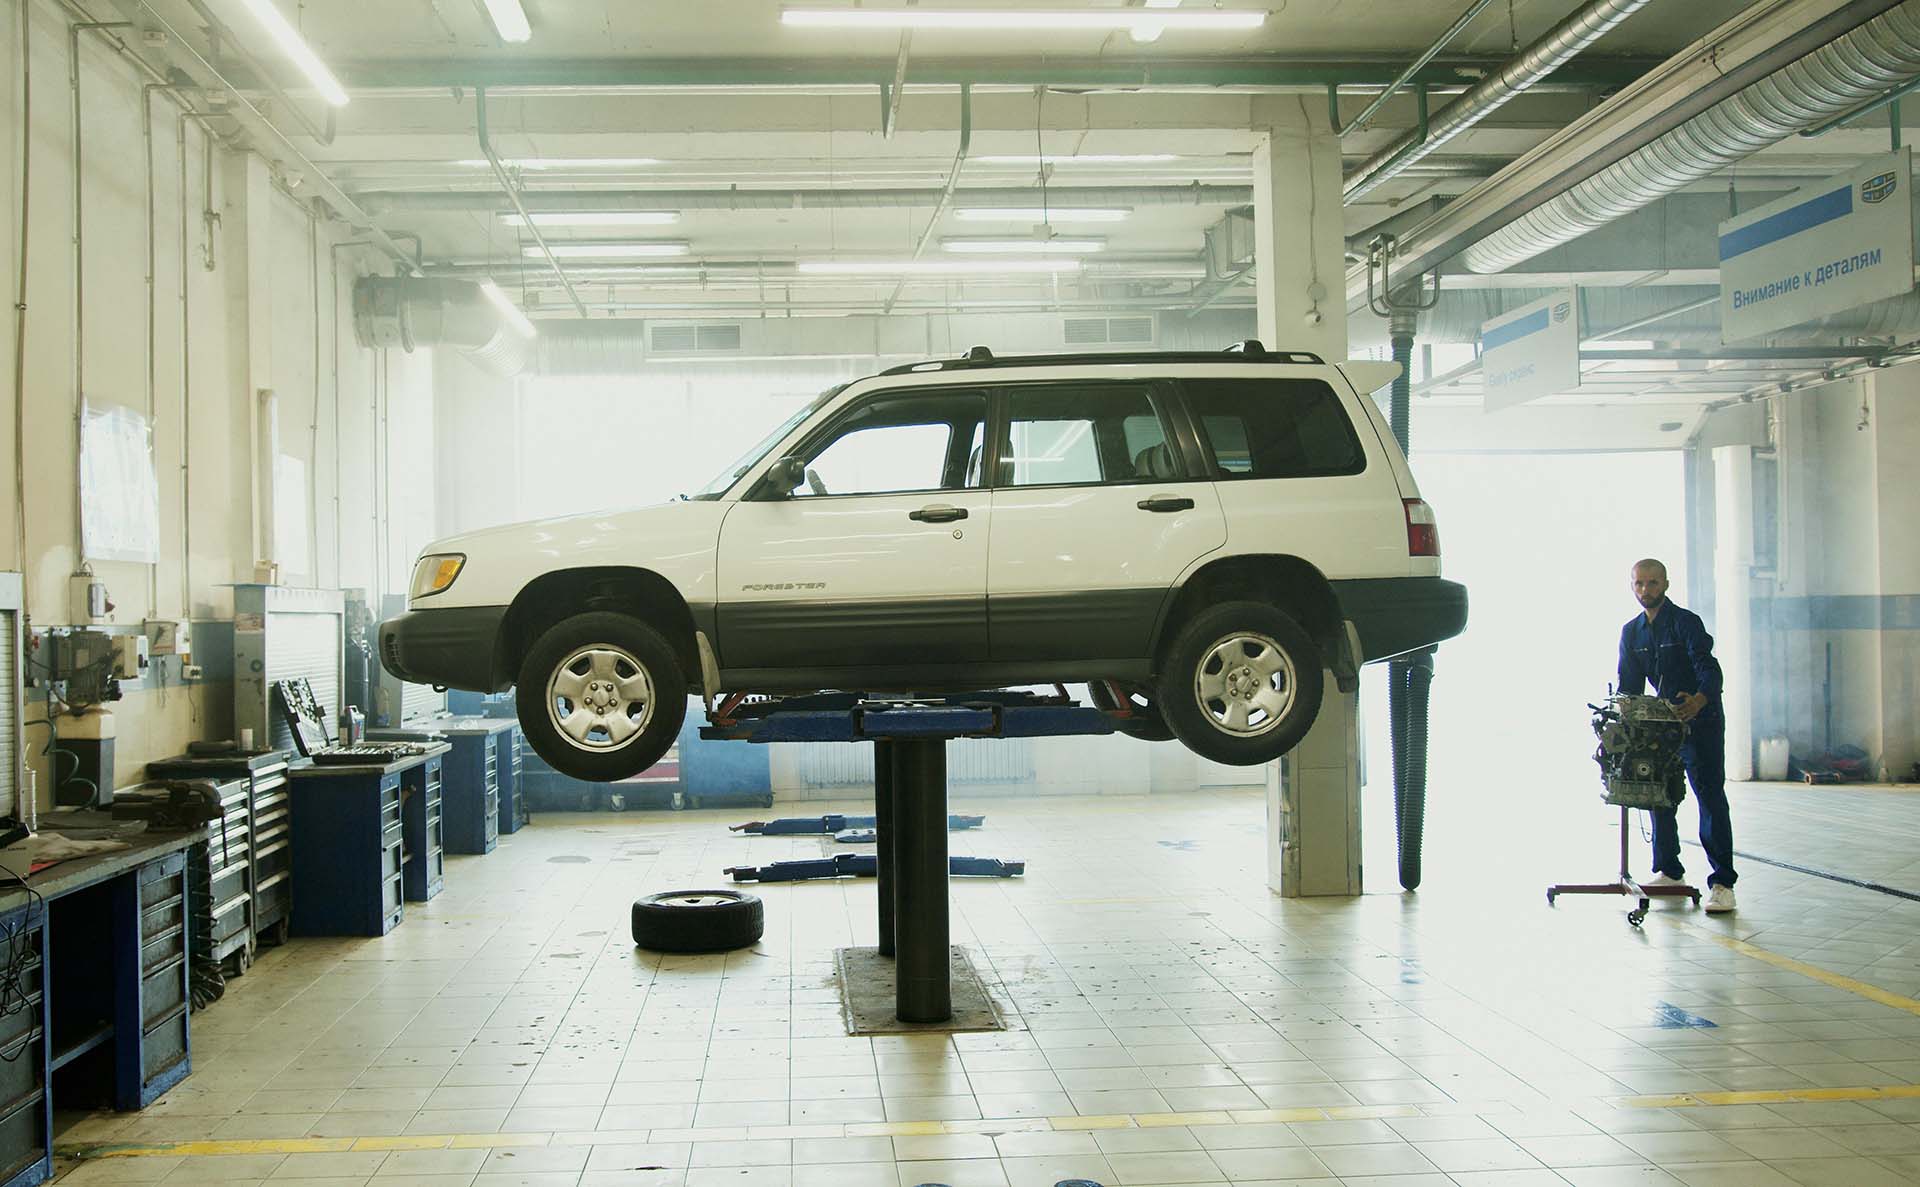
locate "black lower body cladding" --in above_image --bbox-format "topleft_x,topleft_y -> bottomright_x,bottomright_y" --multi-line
1330,578 -> 1469,662
378,605 -> 510,692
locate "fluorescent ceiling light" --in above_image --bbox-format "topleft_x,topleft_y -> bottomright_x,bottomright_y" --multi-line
239,0 -> 349,107
942,237 -> 1106,254
480,0 -> 532,42
974,154 -> 1179,165
1144,0 -> 1183,7
523,241 -> 692,259
499,211 -> 680,227
954,207 -> 1130,222
456,157 -> 663,169
780,9 -> 1263,33
478,280 -> 537,338
798,259 -> 1083,275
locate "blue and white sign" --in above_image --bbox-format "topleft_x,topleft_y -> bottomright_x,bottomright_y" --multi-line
1720,149 -> 1913,341
1480,287 -> 1580,413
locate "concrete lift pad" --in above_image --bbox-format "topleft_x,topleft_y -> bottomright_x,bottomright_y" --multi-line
835,946 -> 1007,1034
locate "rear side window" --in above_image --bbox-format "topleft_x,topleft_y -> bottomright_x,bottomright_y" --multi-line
1182,378 -> 1365,480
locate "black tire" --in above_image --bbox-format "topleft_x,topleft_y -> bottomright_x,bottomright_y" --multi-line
1157,601 -> 1324,766
515,612 -> 687,783
1086,681 -> 1176,742
632,890 -> 764,953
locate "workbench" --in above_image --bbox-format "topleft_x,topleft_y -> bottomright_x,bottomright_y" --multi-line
372,720 -> 517,853
286,747 -> 448,936
0,828 -> 202,1187
702,691 -> 1111,1024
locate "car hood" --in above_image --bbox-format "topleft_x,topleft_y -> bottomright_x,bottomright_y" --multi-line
426,500 -> 718,559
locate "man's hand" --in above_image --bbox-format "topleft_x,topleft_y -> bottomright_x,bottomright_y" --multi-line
1673,692 -> 1709,722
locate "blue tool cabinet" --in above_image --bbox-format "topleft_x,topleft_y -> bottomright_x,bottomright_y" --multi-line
441,732 -> 499,855
0,903 -> 48,1187
288,765 -> 408,937
402,756 -> 446,902
495,725 -> 525,835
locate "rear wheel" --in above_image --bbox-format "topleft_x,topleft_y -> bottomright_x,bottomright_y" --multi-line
516,612 -> 687,782
1157,601 -> 1323,765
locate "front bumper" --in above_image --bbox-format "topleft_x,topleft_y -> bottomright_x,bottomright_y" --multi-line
1329,577 -> 1469,663
378,605 -> 511,692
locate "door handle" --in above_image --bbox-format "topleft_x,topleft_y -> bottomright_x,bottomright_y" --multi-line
909,504 -> 968,523
1137,495 -> 1195,513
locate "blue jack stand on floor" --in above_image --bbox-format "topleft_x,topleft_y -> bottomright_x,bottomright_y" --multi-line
703,690 -> 1112,1023
724,854 -> 1025,881
729,813 -> 986,835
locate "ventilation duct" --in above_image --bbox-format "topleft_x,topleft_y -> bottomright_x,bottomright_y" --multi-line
352,277 -> 533,376
1462,1 -> 1920,273
1345,0 -> 1655,202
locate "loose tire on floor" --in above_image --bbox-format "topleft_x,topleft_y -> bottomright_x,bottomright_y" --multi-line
631,890 -> 765,953
1086,681 -> 1177,742
515,611 -> 687,783
1157,601 -> 1323,765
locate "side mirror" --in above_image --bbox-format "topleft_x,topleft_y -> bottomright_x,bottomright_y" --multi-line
766,456 -> 806,495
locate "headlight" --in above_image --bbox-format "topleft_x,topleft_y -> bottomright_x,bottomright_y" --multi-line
410,554 -> 466,600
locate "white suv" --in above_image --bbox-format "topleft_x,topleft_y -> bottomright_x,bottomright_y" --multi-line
381,344 -> 1467,781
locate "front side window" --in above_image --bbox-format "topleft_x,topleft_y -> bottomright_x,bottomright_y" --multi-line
999,384 -> 1175,488
779,389 -> 987,498
1183,378 -> 1364,480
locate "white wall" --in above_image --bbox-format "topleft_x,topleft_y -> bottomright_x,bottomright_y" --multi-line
2,1 -> 433,798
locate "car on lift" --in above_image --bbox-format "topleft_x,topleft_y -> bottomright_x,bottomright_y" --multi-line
379,343 -> 1468,782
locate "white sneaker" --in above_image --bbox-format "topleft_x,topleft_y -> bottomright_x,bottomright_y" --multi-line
1705,885 -> 1737,914
1644,873 -> 1684,887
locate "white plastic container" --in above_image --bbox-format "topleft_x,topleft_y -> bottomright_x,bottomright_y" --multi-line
1757,736 -> 1791,782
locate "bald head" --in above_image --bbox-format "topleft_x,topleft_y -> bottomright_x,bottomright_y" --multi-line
1631,559 -> 1669,614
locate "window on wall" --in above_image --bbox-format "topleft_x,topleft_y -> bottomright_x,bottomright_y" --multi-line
1000,384 -> 1174,487
782,389 -> 988,498
1182,378 -> 1365,480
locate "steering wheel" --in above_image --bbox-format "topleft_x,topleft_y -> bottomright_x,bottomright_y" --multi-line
805,467 -> 828,497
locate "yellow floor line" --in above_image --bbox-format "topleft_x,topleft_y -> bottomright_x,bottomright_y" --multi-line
1618,1084 -> 1920,1108
1670,919 -> 1920,1017
58,1103 -> 1439,1159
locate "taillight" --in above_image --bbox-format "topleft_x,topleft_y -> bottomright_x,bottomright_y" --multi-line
1404,498 -> 1440,557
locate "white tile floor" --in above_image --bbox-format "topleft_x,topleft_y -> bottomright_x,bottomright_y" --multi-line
49,777 -> 1920,1186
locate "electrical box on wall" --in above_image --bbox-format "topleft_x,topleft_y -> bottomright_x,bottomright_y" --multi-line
69,573 -> 110,623
145,618 -> 191,662
111,636 -> 149,679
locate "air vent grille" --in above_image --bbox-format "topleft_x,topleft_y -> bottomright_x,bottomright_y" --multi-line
650,322 -> 743,354
1063,316 -> 1156,347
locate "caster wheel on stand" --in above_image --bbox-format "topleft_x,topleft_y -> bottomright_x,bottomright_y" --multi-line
1628,902 -> 1648,927
1546,889 -> 1558,905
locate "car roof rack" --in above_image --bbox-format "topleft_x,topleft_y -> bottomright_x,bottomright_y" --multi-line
879,341 -> 1325,375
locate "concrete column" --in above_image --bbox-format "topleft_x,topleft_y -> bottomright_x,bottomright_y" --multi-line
1868,368 -> 1920,778
1713,445 -> 1756,781
1250,98 -> 1347,360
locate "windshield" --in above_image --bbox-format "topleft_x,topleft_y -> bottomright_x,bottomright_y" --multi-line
688,385 -> 845,500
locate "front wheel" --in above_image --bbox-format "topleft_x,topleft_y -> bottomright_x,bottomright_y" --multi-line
515,612 -> 687,782
1157,601 -> 1323,765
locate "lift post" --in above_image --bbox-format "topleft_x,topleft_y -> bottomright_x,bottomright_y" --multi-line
703,691 -> 1112,1025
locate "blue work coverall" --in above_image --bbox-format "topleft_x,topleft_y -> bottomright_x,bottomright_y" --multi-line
1617,599 -> 1737,889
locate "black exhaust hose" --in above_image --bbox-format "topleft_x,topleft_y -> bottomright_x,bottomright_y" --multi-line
1386,321 -> 1432,891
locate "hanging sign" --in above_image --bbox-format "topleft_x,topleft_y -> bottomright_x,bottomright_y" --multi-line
1719,148 -> 1913,341
1480,288 -> 1580,413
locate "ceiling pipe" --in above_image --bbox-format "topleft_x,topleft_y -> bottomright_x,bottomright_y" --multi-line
1463,0 -> 1920,272
1345,0 -> 1655,201
103,0 -> 418,275
882,83 -> 971,316
1334,0 -> 1501,137
178,0 -> 336,146
357,183 -> 1252,215
475,85 -> 589,318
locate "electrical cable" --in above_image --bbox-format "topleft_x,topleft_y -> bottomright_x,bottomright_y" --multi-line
0,869 -> 45,1059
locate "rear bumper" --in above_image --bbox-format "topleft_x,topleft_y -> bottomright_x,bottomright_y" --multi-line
1330,577 -> 1468,663
378,605 -> 510,693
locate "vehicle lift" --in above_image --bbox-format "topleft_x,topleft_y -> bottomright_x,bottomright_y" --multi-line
702,690 -> 1112,1024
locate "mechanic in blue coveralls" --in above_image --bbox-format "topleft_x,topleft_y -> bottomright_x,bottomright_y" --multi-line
1618,558 -> 1738,914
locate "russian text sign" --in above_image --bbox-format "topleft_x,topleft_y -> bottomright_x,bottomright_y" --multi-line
1480,288 -> 1579,413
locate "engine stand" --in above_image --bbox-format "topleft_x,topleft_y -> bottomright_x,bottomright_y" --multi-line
1548,805 -> 1700,926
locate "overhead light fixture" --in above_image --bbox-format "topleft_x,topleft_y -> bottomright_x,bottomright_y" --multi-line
499,211 -> 680,227
953,207 -> 1130,222
942,237 -> 1106,254
239,0 -> 349,107
478,280 -> 537,338
480,0 -> 532,43
456,157 -> 664,169
1143,0 -> 1184,7
974,154 -> 1179,165
779,9 -> 1264,33
523,241 -> 692,259
798,259 -> 1083,275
